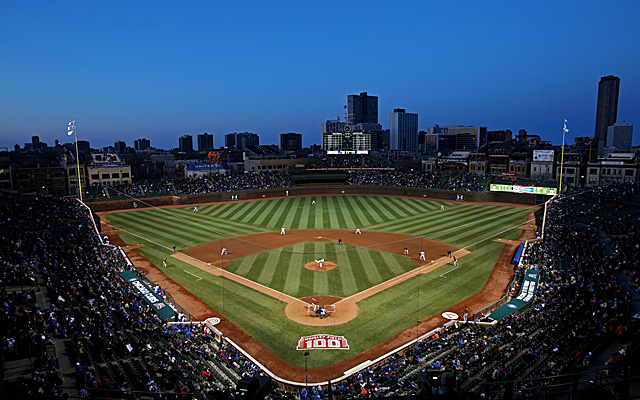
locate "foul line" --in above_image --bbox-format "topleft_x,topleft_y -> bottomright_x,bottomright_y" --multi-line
440,267 -> 459,277
183,270 -> 203,281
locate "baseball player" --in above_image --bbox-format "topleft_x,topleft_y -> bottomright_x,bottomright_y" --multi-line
404,247 -> 409,255
162,258 -> 167,268
419,251 -> 426,261
355,228 -> 361,234
453,255 -> 458,266
312,200 -> 316,205
281,227 -> 286,235
315,259 -> 325,268
194,206 -> 198,211
441,205 -> 445,211
221,247 -> 227,255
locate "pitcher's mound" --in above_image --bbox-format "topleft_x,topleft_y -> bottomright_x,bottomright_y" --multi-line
304,261 -> 337,271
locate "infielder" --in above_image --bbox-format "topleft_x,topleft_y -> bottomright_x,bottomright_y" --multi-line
221,247 -> 227,255
419,251 -> 426,261
281,227 -> 286,235
315,258 -> 325,268
404,247 -> 409,255
355,228 -> 362,234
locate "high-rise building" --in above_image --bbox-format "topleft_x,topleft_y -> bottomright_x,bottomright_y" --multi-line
606,122 -> 633,149
595,75 -> 620,150
347,92 -> 378,124
280,133 -> 302,151
390,108 -> 418,152
114,141 -> 127,153
225,132 -> 259,149
322,119 -> 347,134
197,133 -> 214,152
179,135 -> 193,152
134,138 -> 151,151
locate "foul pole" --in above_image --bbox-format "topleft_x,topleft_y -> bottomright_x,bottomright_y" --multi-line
558,119 -> 568,194
72,119 -> 84,201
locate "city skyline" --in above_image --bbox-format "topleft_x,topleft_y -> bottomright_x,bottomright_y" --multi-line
1,1 -> 639,150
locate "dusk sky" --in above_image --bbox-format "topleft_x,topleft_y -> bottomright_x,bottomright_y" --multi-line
1,1 -> 639,150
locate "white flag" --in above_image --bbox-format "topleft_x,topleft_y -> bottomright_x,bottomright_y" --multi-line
563,118 -> 569,133
67,120 -> 75,136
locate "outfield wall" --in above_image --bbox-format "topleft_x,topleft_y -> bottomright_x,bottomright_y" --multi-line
85,185 -> 539,212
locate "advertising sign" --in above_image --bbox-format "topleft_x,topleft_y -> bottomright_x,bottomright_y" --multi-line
296,334 -> 349,350
533,150 -> 555,162
490,184 -> 556,196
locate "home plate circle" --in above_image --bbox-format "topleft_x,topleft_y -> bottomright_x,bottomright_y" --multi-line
442,312 -> 459,320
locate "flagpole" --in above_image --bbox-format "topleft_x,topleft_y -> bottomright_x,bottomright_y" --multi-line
558,119 -> 567,194
73,119 -> 84,201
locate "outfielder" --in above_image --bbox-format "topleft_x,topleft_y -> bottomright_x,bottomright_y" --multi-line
194,206 -> 198,212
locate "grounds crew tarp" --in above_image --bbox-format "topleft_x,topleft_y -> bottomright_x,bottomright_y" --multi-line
119,271 -> 176,321
489,269 -> 540,321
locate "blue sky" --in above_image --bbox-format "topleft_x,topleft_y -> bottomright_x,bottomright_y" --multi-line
1,1 -> 639,150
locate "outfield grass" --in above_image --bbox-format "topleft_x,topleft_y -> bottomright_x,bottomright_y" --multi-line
107,196 -> 534,367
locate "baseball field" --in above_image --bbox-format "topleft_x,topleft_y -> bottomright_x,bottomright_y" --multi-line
100,194 -> 537,382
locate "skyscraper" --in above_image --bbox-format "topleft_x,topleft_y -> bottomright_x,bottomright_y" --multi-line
390,108 -> 418,152
197,133 -> 214,151
178,135 -> 193,152
134,138 -> 150,151
225,132 -> 259,149
595,75 -> 620,150
347,92 -> 378,124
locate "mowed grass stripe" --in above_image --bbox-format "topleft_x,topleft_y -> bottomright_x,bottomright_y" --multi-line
331,197 -> 349,229
237,198 -> 277,226
365,196 -> 404,221
272,199 -> 300,230
108,214 -> 207,246
283,197 -> 304,230
439,212 -> 530,246
342,248 -> 374,293
209,202 -> 242,220
341,196 -> 369,229
350,196 -> 384,225
336,197 -> 357,228
254,199 -> 285,229
373,203 -> 506,235
257,249 -> 283,287
357,248 -> 384,283
381,196 -> 418,219
290,197 -> 308,229
282,250 -> 305,294
326,197 -> 341,229
297,198 -> 312,229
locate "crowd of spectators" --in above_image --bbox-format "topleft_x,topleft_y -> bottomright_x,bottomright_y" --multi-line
309,155 -> 391,170
1,193 -> 265,399
86,172 -> 292,199
347,170 -> 489,192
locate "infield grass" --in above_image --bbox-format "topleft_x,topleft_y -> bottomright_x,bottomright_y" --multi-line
107,195 -> 535,368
